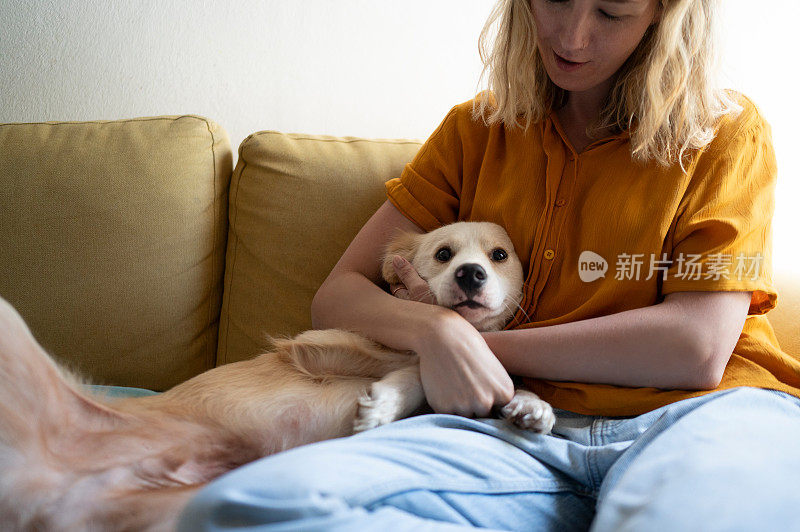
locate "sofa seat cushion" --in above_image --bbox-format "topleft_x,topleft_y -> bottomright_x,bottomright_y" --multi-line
218,132 -> 421,364
0,116 -> 232,390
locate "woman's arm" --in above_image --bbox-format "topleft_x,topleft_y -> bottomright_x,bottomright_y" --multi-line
311,200 -> 439,350
311,200 -> 515,416
482,291 -> 752,390
390,258 -> 752,391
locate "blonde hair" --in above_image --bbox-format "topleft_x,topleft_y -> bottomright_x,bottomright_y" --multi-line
474,0 -> 740,168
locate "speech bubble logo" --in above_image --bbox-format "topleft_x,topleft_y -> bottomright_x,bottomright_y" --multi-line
578,251 -> 608,282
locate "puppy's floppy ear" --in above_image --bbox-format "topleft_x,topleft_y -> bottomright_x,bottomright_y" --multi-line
381,231 -> 422,285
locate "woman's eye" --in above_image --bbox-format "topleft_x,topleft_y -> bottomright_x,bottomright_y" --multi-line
599,10 -> 621,20
435,248 -> 452,262
491,248 -> 508,262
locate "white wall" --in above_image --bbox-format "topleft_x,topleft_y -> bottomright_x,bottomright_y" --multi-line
718,0 -> 800,272
1,0 -> 797,271
0,0 -> 493,147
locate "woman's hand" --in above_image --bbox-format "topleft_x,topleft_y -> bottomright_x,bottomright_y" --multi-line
390,254 -> 514,417
390,255 -> 436,304
414,312 -> 515,417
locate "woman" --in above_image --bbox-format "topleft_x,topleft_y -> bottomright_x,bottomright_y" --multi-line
179,0 -> 800,529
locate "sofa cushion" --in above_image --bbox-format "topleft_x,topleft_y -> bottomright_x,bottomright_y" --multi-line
218,132 -> 421,364
0,116 -> 232,390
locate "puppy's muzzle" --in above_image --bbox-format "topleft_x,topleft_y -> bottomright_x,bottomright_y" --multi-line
455,263 -> 487,297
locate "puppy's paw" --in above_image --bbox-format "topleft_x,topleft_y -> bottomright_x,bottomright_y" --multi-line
500,389 -> 555,434
353,383 -> 405,433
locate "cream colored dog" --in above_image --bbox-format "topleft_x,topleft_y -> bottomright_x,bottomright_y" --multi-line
0,221 -> 554,531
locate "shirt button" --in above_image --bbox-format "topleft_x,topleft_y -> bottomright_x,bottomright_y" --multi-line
544,249 -> 555,260
555,198 -> 566,207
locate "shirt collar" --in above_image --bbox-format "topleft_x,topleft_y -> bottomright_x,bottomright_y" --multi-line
546,110 -> 630,156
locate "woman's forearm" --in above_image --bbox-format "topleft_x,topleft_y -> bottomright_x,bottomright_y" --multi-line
483,302 -> 720,390
311,271 -> 450,353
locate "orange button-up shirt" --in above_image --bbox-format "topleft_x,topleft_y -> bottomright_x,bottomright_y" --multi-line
385,94 -> 800,416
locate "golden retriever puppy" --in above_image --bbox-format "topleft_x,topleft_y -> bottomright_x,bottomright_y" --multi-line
0,221 -> 554,531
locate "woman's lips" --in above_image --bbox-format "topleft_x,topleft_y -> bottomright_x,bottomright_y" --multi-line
554,51 -> 587,72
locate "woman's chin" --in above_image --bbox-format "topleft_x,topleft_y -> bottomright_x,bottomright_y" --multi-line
546,71 -> 595,93
542,62 -> 607,94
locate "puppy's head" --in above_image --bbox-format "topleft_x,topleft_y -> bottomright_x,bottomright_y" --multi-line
382,222 -> 524,332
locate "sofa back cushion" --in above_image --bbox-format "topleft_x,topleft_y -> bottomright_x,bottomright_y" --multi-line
770,269 -> 800,358
218,132 -> 421,364
0,116 -> 232,390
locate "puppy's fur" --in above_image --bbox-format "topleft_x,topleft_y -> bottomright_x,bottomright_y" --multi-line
0,221 -> 554,531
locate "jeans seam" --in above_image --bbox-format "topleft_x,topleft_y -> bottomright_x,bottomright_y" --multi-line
764,388 -> 800,406
585,419 -> 603,491
348,477 -> 595,508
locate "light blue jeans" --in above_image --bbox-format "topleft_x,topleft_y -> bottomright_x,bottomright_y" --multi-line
177,387 -> 800,531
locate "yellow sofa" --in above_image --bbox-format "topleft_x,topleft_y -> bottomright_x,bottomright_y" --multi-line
0,116 -> 798,391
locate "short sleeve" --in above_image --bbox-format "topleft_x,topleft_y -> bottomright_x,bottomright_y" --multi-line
385,105 -> 463,232
661,107 -> 778,315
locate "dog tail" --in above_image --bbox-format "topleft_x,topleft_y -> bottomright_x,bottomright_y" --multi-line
0,297 -> 129,529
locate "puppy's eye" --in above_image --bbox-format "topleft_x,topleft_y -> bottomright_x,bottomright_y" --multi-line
435,247 -> 452,262
491,248 -> 508,262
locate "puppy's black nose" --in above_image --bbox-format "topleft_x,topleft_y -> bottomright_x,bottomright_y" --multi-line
455,263 -> 487,295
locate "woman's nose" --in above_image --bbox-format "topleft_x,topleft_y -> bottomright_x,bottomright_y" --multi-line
558,6 -> 592,54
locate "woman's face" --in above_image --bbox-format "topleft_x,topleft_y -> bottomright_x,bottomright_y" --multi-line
530,0 -> 660,93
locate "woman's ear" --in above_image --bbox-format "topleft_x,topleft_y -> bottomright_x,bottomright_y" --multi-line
381,232 -> 421,285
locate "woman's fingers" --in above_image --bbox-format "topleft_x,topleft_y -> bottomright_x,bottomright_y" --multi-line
391,256 -> 436,304
392,255 -> 422,287
389,283 -> 410,300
